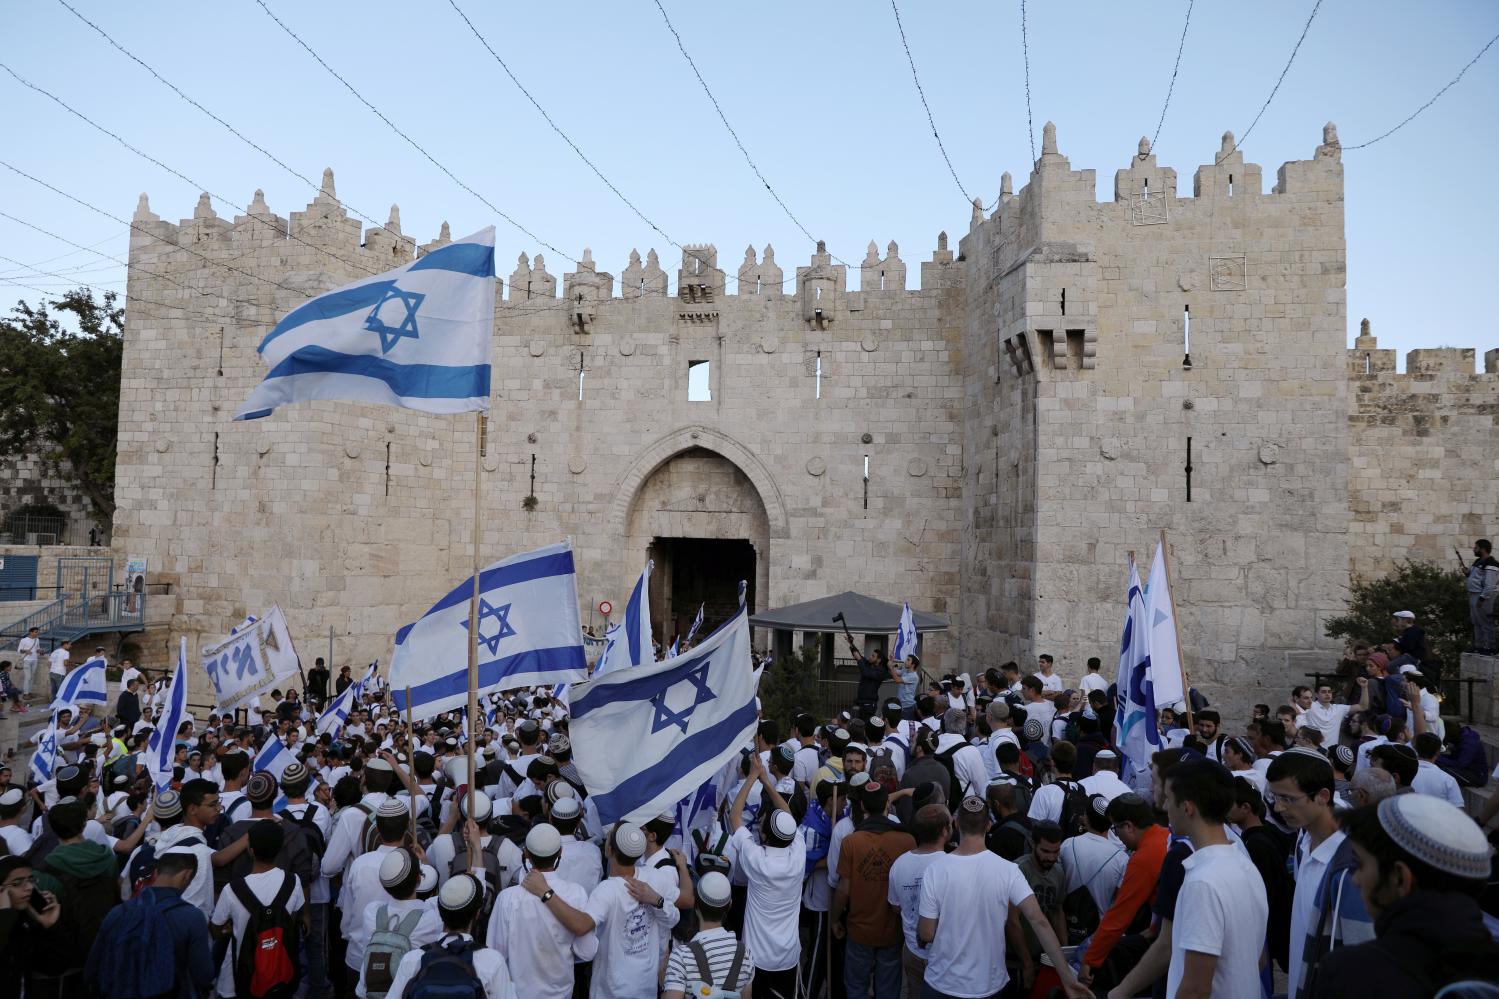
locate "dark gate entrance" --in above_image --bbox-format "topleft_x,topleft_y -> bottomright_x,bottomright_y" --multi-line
648,537 -> 756,649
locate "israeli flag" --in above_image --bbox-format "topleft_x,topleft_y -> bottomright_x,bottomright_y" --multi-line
1114,559 -> 1161,787
593,622 -> 624,676
666,637 -> 680,659
236,228 -> 496,420
685,603 -> 705,645
51,655 -> 108,713
146,639 -> 190,791
314,664 -> 371,738
893,601 -> 918,661
1144,541 -> 1186,710
390,541 -> 587,720
29,719 -> 60,783
596,561 -> 653,675
253,735 -> 293,782
569,597 -> 758,825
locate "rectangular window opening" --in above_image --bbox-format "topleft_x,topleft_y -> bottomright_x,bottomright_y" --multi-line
687,359 -> 712,401
1185,436 -> 1194,502
1035,330 -> 1055,370
1228,174 -> 1234,197
1142,177 -> 1150,200
1183,305 -> 1192,364
815,351 -> 823,399
1060,288 -> 1066,316
1065,330 -> 1085,369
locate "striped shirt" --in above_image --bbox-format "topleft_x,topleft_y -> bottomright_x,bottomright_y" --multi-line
662,928 -> 754,993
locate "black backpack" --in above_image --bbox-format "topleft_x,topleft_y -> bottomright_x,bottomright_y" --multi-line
230,872 -> 301,999
405,936 -> 485,999
933,744 -> 968,806
1053,780 -> 1089,838
24,813 -> 60,869
282,804 -> 327,857
128,833 -> 206,896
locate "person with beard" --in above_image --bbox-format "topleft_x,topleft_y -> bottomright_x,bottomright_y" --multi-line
831,781 -> 913,998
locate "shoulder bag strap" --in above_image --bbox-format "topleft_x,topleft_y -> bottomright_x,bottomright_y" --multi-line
687,940 -> 714,986
724,941 -> 747,990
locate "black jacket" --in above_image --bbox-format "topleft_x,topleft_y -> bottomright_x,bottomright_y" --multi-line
1305,890 -> 1499,998
116,690 -> 140,728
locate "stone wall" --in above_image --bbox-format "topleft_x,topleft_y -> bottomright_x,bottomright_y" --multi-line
0,453 -> 99,546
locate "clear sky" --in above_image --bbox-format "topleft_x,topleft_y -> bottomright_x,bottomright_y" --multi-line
2,1 -> 1495,364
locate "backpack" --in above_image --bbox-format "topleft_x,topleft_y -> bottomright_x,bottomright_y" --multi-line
685,938 -> 749,994
85,889 -> 187,999
128,833 -> 206,897
363,904 -> 425,999
282,804 -> 327,857
230,873 -> 301,999
994,772 -> 1035,818
933,744 -> 967,806
405,936 -> 485,999
450,833 -> 505,934
1059,842 -> 1116,945
1053,779 -> 1089,838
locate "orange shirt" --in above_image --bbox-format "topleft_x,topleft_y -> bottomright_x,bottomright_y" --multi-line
1084,823 -> 1169,967
837,824 -> 916,947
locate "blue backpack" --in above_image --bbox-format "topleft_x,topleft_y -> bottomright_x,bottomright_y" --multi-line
405,936 -> 485,999
84,889 -> 184,998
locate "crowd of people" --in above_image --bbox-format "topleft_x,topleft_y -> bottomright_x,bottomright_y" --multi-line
0,608 -> 1495,999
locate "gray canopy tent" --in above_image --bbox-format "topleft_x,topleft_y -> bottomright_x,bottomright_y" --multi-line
749,590 -> 948,678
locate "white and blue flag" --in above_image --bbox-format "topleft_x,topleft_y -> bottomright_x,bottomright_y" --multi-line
29,718 -> 60,783
893,601 -> 918,662
236,227 -> 496,420
390,541 -> 587,720
1114,558 -> 1161,790
593,623 -> 624,676
253,734 -> 294,783
51,655 -> 108,713
316,660 -> 376,737
685,603 -> 705,645
146,639 -> 190,791
596,560 -> 653,675
569,596 -> 758,826
1144,541 -> 1187,710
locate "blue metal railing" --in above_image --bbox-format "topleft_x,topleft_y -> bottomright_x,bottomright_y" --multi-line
0,590 -> 144,652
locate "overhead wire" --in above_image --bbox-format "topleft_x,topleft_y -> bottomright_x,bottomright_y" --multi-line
889,0 -> 975,207
0,229 -> 126,277
1232,0 -> 1324,153
1343,29 -> 1499,151
1020,0 -> 1036,165
1151,0 -> 1195,150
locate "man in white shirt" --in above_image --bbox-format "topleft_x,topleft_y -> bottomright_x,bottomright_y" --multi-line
47,640 -> 70,702
1027,741 -> 1082,825
726,754 -> 805,997
1161,759 -> 1268,999
321,757 -> 398,883
917,796 -> 1087,998
354,849 -> 444,998
1078,657 -> 1109,697
1035,654 -> 1065,700
16,628 -> 40,698
117,658 -> 142,698
885,802 -> 949,992
1059,794 -> 1128,923
661,871 -> 754,999
1020,677 -> 1056,746
1410,733 -> 1466,808
383,874 -> 515,999
934,709 -> 988,800
1079,750 -> 1131,805
211,821 -> 306,998
496,823 -> 597,999
549,798 -> 602,895
341,800 -> 418,974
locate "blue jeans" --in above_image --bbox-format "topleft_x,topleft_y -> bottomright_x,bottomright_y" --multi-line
845,940 -> 902,999
301,901 -> 330,999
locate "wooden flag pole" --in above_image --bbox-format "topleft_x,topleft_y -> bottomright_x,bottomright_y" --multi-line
827,782 -> 838,978
405,685 -> 418,829
467,411 -> 486,820
1157,529 -> 1194,730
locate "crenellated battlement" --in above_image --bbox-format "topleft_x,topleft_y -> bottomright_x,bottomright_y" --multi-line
1347,320 -> 1499,380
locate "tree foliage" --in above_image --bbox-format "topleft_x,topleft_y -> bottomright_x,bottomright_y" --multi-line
0,289 -> 123,520
1324,559 -> 1473,674
756,644 -> 821,732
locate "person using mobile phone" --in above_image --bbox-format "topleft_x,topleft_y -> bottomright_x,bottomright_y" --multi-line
0,854 -> 61,999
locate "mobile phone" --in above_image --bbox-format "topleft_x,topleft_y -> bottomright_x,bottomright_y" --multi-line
29,890 -> 49,912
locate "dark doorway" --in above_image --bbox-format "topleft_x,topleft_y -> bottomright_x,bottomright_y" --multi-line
648,537 -> 756,649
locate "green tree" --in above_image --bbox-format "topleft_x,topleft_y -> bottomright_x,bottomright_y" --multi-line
0,289 -> 123,520
756,644 -> 820,732
1324,560 -> 1472,676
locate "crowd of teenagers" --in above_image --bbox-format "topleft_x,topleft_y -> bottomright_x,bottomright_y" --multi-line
0,626 -> 1497,999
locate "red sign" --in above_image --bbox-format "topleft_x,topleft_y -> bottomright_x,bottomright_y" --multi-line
598,600 -> 613,616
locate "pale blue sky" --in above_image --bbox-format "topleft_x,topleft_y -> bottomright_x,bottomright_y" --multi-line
2,1 -> 1495,363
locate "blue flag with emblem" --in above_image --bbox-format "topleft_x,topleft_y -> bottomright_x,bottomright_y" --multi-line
236,227 -> 495,420
146,639 -> 189,792
1114,558 -> 1161,789
29,718 -> 60,784
595,560 -> 653,675
569,587 -> 758,825
893,601 -> 918,661
50,655 -> 108,713
316,661 -> 376,737
390,541 -> 587,720
253,734 -> 293,782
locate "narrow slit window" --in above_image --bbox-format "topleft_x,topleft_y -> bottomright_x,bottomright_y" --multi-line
863,454 -> 870,510
815,351 -> 823,399
1228,173 -> 1234,197
1060,288 -> 1066,316
688,360 -> 711,401
1364,352 -> 1371,374
1143,177 -> 1150,200
578,352 -> 586,401
1183,306 -> 1192,367
1185,437 -> 1194,502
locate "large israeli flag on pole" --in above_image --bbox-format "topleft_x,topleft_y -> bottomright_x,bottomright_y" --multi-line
1114,559 -> 1161,790
595,560 -> 653,676
146,639 -> 190,791
252,735 -> 294,782
569,599 -> 758,826
51,655 -> 108,713
390,541 -> 587,720
893,601 -> 918,661
1144,541 -> 1187,710
236,228 -> 496,420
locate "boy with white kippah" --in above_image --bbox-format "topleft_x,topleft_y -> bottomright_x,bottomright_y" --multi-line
662,870 -> 753,999
355,847 -> 444,999
383,873 -> 515,999
493,822 -> 597,998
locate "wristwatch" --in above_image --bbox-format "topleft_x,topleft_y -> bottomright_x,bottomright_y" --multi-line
540,889 -> 555,903
652,896 -> 664,910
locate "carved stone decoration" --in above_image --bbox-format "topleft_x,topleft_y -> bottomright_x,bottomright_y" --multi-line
1100,442 -> 1119,461
1258,441 -> 1283,466
907,458 -> 928,477
860,335 -> 878,353
568,456 -> 587,475
344,444 -> 360,459
805,457 -> 826,477
759,336 -> 778,354
482,454 -> 499,472
257,438 -> 272,456
528,339 -> 546,357
1209,255 -> 1247,291
861,433 -> 874,444
418,451 -> 433,467
155,440 -> 170,453
618,339 -> 636,357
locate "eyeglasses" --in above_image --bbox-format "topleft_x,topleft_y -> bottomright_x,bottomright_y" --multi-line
3,875 -> 35,889
1265,790 -> 1310,807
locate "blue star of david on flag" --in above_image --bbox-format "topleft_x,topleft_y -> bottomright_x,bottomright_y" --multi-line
461,598 -> 517,657
364,284 -> 425,353
650,659 -> 716,734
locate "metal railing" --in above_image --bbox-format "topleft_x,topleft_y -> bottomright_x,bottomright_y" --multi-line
0,590 -> 144,653
1306,670 -> 1490,724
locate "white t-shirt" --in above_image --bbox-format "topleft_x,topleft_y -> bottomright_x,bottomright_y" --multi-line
918,850 -> 1034,997
1412,760 -> 1465,808
1079,672 -> 1109,696
0,825 -> 33,856
1038,672 -> 1064,694
1301,702 -> 1349,748
584,877 -> 666,999
1025,699 -> 1056,744
489,877 -> 596,999
17,636 -> 39,664
728,825 -> 805,972
1079,769 -> 1131,805
1166,843 -> 1268,999
556,839 -> 603,896
48,648 -> 69,676
354,900 -> 444,998
211,868 -> 306,997
384,933 -> 514,999
886,848 -> 945,960
119,665 -> 142,695
1060,832 -> 1128,915
792,745 -> 821,786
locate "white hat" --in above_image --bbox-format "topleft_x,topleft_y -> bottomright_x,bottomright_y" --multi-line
697,871 -> 732,908
1377,794 -> 1491,880
416,864 -> 438,895
550,797 -> 582,820
376,799 -> 409,819
768,809 -> 798,844
378,848 -> 414,888
525,823 -> 562,858
439,872 -> 481,912
366,757 -> 394,773
1095,749 -> 1118,760
0,788 -> 22,807
613,823 -> 647,859
1393,610 -> 1416,620
458,792 -> 492,822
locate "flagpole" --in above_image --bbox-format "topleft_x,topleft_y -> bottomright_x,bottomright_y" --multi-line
405,684 -> 418,830
467,411 -> 486,819
1157,529 -> 1194,730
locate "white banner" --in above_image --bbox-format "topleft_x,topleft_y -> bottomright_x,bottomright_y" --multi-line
202,604 -> 301,710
